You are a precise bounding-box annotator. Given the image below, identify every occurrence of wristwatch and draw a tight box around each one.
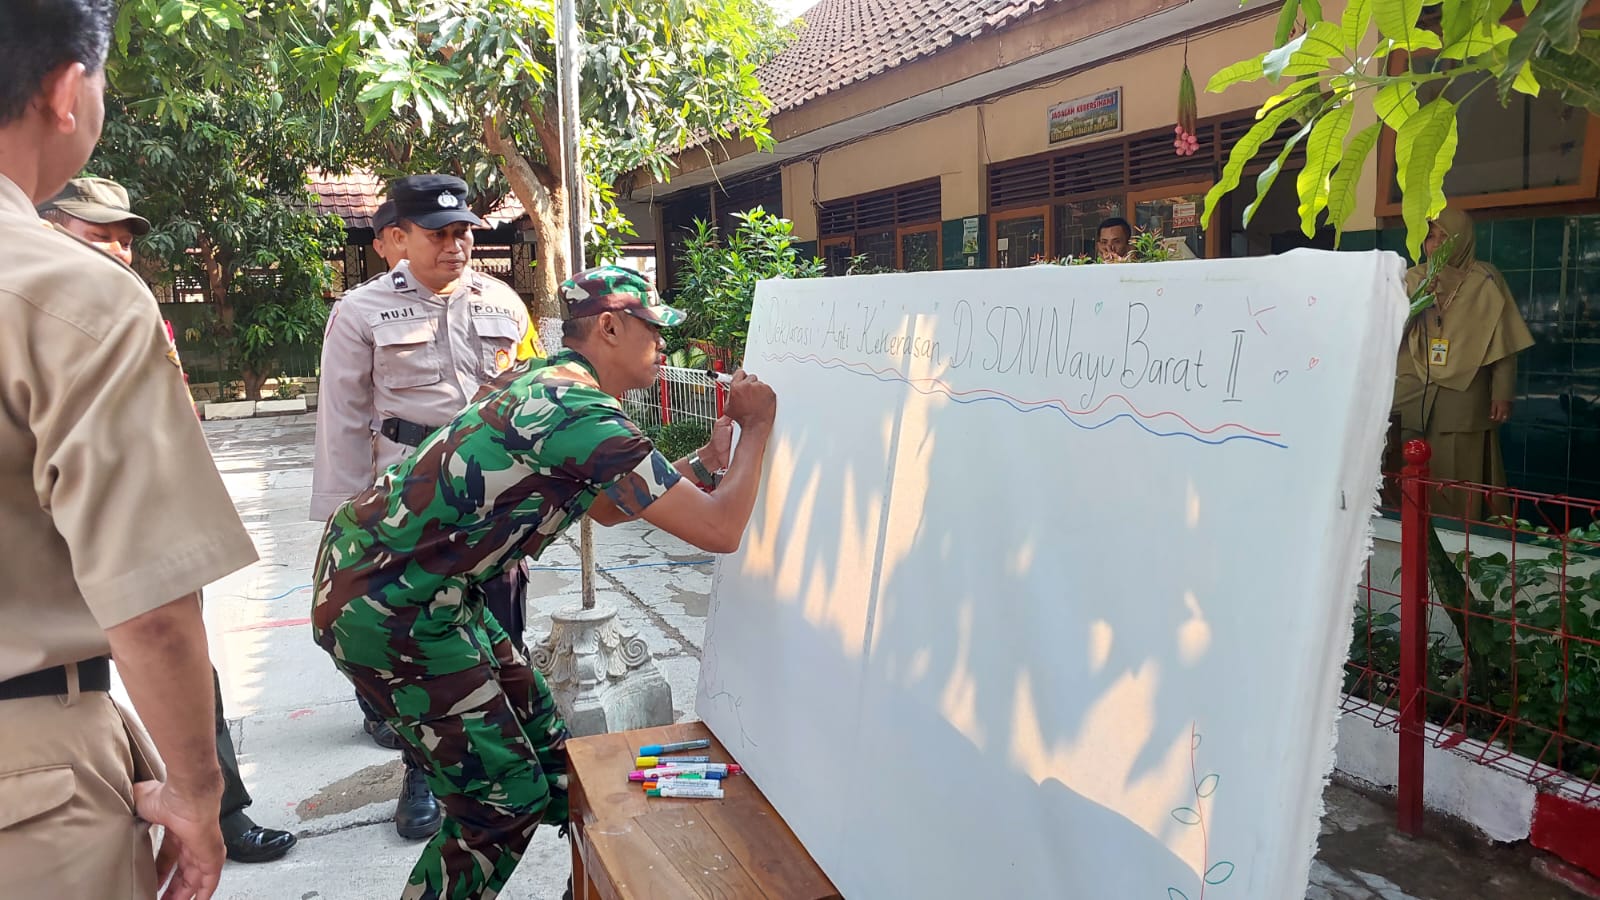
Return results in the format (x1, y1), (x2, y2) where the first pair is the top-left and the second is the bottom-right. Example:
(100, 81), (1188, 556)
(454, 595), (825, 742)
(688, 454), (721, 489)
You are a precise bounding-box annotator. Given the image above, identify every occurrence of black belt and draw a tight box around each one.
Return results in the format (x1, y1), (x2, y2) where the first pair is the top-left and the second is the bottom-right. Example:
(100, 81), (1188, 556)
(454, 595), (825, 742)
(380, 417), (439, 448)
(0, 656), (111, 701)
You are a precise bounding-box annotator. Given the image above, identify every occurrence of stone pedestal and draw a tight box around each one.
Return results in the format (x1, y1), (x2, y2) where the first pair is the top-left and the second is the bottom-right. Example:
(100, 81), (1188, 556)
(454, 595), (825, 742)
(531, 601), (673, 737)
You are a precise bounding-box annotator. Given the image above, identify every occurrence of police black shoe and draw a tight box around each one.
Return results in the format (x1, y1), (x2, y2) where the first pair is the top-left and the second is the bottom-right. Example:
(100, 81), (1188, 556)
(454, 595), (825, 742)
(221, 813), (297, 863)
(395, 767), (442, 840)
(364, 718), (404, 750)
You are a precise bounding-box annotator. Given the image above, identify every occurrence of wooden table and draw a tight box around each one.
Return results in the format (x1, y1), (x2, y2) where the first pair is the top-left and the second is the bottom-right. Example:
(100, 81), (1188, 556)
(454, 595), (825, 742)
(564, 721), (841, 899)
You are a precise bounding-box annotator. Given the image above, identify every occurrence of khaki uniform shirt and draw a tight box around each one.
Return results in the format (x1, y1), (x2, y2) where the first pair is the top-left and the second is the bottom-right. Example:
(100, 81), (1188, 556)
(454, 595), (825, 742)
(310, 260), (530, 520)
(0, 174), (259, 681)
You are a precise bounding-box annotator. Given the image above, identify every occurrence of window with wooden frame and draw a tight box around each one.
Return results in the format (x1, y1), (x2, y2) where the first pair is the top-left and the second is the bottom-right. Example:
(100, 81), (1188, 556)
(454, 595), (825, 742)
(818, 180), (942, 273)
(820, 236), (855, 276)
(986, 114), (1302, 264)
(1376, 3), (1600, 216)
(897, 223), (941, 271)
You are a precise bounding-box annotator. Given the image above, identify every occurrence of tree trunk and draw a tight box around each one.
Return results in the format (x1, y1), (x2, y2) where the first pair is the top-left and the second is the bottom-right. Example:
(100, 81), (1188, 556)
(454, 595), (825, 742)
(484, 113), (567, 324)
(241, 369), (269, 401)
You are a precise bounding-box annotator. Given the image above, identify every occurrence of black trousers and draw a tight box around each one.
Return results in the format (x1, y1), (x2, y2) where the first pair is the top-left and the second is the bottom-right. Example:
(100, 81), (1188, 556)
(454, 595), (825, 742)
(214, 666), (253, 825)
(353, 564), (529, 726)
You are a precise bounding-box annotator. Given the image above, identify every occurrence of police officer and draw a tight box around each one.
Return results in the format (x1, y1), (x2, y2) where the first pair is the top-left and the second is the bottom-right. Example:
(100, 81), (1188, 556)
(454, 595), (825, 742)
(38, 176), (299, 866)
(311, 174), (536, 840)
(0, 3), (260, 897)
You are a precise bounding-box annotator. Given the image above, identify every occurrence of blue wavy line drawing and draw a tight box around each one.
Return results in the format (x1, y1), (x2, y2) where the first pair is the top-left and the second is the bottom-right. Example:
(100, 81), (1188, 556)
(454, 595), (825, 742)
(780, 355), (1290, 449)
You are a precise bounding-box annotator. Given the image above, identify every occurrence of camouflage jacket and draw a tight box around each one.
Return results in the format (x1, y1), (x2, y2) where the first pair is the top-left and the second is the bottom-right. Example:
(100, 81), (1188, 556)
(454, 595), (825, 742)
(311, 349), (681, 673)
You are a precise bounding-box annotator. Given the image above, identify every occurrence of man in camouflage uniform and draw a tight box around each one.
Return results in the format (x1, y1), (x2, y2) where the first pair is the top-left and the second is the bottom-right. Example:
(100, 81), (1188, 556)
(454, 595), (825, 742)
(311, 265), (776, 899)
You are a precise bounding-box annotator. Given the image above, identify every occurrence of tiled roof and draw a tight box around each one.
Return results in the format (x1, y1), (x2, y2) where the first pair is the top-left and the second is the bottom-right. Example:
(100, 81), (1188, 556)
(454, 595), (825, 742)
(759, 0), (1063, 113)
(307, 169), (527, 230)
(308, 170), (384, 229)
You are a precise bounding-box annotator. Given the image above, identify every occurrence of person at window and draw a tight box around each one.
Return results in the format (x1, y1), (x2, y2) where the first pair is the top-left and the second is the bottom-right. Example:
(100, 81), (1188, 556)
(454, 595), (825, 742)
(1097, 217), (1132, 261)
(1392, 206), (1534, 522)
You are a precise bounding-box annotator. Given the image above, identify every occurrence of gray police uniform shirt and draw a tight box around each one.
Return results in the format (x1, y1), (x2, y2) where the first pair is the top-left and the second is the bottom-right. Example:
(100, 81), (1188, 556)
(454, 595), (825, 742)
(310, 259), (530, 520)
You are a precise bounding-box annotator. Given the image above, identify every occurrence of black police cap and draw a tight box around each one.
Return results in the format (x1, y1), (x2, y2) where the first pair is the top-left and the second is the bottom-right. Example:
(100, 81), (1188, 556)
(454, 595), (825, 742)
(387, 174), (484, 230)
(370, 199), (397, 233)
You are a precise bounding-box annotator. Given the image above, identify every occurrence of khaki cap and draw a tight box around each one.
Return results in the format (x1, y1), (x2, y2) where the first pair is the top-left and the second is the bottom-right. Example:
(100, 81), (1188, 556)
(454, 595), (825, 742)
(37, 177), (152, 235)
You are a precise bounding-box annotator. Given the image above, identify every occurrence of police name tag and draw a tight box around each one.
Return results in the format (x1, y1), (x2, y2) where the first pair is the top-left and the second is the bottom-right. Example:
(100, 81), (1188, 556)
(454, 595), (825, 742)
(1429, 337), (1450, 366)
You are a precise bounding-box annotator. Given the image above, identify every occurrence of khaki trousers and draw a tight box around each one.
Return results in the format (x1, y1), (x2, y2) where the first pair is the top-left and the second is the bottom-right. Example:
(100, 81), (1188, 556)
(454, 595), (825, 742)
(0, 681), (163, 898)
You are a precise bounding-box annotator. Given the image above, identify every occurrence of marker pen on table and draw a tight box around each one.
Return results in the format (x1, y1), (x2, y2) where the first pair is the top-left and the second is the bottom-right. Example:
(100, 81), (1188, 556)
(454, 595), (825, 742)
(646, 780), (725, 799)
(634, 755), (711, 768)
(637, 772), (725, 785)
(637, 739), (710, 756)
(628, 763), (741, 780)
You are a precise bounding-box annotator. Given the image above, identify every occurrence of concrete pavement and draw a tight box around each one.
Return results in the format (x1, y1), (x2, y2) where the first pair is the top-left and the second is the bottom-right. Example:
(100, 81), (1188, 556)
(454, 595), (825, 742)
(182, 415), (1581, 899)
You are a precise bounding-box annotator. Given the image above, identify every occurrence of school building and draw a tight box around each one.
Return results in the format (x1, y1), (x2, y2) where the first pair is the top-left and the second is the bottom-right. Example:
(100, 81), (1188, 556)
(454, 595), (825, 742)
(625, 0), (1600, 502)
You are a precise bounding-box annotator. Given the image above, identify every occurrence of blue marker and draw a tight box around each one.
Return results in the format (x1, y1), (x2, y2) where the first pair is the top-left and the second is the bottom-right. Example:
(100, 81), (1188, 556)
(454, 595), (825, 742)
(638, 738), (711, 756)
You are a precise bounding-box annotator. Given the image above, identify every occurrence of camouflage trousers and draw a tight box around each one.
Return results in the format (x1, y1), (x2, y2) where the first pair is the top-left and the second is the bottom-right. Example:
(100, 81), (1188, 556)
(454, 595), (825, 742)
(335, 648), (570, 900)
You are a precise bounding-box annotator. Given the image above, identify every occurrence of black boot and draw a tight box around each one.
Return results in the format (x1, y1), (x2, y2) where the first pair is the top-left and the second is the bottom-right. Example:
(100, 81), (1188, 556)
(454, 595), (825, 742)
(221, 811), (297, 863)
(364, 717), (404, 750)
(395, 765), (442, 840)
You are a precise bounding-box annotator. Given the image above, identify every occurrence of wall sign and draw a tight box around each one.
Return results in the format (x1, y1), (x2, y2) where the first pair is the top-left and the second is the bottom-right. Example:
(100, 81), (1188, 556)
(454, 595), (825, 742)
(1048, 87), (1122, 144)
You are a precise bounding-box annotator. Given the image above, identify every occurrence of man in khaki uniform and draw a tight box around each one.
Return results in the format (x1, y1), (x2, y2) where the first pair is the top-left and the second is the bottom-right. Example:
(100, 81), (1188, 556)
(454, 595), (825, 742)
(311, 174), (534, 839)
(0, 3), (259, 898)
(37, 177), (299, 866)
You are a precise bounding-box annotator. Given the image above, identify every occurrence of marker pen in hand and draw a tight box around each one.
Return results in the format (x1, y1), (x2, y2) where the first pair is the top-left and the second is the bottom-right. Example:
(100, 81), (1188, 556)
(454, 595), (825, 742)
(705, 368), (734, 385)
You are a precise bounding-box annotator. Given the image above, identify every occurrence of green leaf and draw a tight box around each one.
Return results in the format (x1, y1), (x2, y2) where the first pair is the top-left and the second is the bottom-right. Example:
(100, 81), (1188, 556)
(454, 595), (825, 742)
(1276, 0), (1303, 47)
(1514, 63), (1543, 95)
(1324, 123), (1388, 235)
(1261, 76), (1325, 114)
(1440, 22), (1517, 60)
(1207, 56), (1266, 93)
(1374, 81), (1421, 129)
(1202, 92), (1319, 228)
(1265, 22), (1346, 80)
(1374, 0), (1424, 45)
(1243, 112), (1317, 226)
(1205, 862), (1237, 885)
(1342, 0), (1373, 49)
(1530, 33), (1600, 114)
(1172, 807), (1203, 825)
(1499, 0), (1588, 100)
(1296, 102), (1354, 237)
(1395, 98), (1459, 259)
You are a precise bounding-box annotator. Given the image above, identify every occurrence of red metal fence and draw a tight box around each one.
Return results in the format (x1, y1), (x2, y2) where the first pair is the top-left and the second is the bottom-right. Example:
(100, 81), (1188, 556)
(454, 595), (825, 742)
(1347, 438), (1600, 835)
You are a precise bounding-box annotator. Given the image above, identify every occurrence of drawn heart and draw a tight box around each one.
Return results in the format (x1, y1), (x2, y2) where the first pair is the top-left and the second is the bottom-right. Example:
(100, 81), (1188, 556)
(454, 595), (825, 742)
(1273, 370), (1289, 384)
(1194, 304), (1203, 316)
(1308, 357), (1321, 370)
(1094, 301), (1104, 315)
(1308, 295), (1318, 307)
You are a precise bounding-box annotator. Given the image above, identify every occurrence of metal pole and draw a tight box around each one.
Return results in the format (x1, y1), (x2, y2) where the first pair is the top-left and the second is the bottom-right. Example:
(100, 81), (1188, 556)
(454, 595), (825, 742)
(554, 0), (597, 610)
(1397, 438), (1432, 836)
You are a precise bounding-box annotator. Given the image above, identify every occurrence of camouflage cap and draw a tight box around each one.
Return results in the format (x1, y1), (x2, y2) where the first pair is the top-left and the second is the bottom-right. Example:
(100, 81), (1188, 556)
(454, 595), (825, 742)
(561, 265), (685, 327)
(37, 177), (151, 235)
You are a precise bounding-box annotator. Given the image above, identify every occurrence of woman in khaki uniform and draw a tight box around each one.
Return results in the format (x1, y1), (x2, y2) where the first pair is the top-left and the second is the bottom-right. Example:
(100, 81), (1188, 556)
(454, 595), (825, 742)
(1393, 207), (1534, 522)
